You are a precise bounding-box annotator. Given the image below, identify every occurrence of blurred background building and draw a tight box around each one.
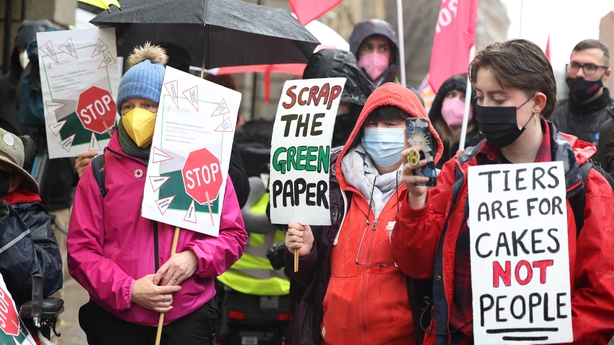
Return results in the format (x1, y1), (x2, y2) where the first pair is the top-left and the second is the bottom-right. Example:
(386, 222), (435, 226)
(0, 0), (511, 121)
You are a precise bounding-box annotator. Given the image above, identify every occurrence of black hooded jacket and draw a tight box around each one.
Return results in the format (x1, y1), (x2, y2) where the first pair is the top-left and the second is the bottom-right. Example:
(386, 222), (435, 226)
(428, 74), (483, 169)
(0, 19), (52, 136)
(349, 19), (399, 88)
(0, 19), (75, 211)
(302, 49), (375, 148)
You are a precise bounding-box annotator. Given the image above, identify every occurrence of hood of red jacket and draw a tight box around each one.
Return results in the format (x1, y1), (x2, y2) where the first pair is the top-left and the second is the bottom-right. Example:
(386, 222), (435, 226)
(335, 82), (444, 188)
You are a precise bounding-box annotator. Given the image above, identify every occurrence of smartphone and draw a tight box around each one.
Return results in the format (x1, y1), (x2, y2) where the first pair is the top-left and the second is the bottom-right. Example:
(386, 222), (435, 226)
(405, 118), (437, 186)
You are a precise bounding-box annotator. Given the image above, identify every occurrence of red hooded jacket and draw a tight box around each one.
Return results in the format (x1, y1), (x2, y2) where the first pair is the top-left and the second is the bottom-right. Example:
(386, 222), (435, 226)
(392, 121), (614, 344)
(284, 83), (443, 344)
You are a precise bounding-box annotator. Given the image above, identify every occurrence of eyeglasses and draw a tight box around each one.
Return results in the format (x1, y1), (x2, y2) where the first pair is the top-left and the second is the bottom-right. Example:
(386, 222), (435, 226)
(566, 62), (609, 77)
(354, 174), (399, 268)
(354, 219), (398, 267)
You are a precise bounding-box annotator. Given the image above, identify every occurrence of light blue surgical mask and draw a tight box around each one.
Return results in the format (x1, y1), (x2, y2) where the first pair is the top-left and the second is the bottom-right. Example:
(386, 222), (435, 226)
(361, 127), (405, 168)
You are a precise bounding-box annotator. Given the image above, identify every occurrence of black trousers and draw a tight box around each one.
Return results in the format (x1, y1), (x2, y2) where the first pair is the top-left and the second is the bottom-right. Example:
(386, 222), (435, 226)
(79, 300), (220, 345)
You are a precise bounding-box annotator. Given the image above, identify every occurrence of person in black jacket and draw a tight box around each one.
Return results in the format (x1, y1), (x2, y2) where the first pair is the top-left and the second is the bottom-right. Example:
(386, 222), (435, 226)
(550, 39), (613, 144)
(428, 74), (483, 169)
(0, 127), (62, 306)
(302, 49), (375, 148)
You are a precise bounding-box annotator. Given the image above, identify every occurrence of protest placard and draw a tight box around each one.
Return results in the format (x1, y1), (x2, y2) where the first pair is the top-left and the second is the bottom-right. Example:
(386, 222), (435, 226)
(269, 77), (346, 226)
(0, 274), (35, 344)
(468, 161), (572, 344)
(141, 66), (241, 236)
(37, 28), (119, 158)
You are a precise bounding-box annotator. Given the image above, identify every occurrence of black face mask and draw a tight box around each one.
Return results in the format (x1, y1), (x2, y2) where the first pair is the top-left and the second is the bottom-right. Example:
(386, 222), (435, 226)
(566, 76), (603, 102)
(475, 96), (534, 148)
(0, 170), (11, 197)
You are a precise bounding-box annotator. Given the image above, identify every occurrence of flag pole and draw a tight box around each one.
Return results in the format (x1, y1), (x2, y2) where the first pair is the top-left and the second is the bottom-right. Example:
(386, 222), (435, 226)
(459, 45), (475, 150)
(396, 0), (406, 87)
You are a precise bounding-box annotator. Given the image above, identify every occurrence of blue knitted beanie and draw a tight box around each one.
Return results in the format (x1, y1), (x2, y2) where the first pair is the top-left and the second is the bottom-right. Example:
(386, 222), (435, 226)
(116, 43), (168, 113)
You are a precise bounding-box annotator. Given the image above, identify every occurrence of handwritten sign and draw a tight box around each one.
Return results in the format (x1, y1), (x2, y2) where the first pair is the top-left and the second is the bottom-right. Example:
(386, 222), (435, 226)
(468, 162), (572, 344)
(269, 78), (346, 226)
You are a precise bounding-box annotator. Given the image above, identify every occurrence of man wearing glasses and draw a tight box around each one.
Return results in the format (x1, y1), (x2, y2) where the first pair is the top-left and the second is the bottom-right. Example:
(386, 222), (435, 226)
(550, 39), (613, 145)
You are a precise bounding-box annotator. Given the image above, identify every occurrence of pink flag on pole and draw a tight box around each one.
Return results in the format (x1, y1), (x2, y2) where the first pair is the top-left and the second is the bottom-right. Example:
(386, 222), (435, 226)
(288, 0), (342, 25)
(428, 0), (478, 93)
(545, 34), (551, 60)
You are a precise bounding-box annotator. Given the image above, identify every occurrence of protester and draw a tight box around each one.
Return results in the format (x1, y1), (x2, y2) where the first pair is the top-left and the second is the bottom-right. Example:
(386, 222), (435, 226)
(428, 73), (483, 168)
(67, 43), (247, 345)
(0, 19), (74, 279)
(349, 19), (424, 106)
(393, 39), (614, 344)
(550, 39), (613, 144)
(349, 19), (400, 88)
(0, 19), (51, 136)
(283, 83), (443, 345)
(594, 104), (614, 176)
(0, 127), (62, 307)
(302, 49), (375, 148)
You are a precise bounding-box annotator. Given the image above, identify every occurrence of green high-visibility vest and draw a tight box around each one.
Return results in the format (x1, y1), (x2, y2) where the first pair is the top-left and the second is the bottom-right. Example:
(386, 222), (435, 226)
(218, 192), (290, 296)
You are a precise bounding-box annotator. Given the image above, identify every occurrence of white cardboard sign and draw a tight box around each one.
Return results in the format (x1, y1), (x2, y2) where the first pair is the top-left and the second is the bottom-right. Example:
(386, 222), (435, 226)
(0, 274), (35, 344)
(37, 28), (120, 158)
(269, 77), (346, 226)
(468, 161), (572, 344)
(141, 66), (241, 236)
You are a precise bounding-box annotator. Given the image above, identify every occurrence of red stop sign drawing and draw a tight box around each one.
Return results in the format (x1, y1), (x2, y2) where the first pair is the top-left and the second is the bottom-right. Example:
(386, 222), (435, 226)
(182, 148), (223, 205)
(76, 86), (117, 134)
(0, 286), (19, 336)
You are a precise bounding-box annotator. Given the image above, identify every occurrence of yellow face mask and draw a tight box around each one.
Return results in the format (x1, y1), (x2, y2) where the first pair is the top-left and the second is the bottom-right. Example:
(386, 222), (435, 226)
(121, 108), (157, 148)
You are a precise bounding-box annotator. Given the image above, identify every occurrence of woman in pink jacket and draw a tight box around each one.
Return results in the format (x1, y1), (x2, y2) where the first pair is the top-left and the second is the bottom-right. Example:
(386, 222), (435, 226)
(67, 44), (247, 345)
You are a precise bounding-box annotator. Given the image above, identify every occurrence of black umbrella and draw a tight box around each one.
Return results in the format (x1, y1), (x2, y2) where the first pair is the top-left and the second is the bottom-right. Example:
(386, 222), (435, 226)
(89, 0), (320, 69)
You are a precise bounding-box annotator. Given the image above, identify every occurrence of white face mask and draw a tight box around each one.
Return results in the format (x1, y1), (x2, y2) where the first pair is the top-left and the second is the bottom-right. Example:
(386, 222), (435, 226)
(19, 50), (29, 69)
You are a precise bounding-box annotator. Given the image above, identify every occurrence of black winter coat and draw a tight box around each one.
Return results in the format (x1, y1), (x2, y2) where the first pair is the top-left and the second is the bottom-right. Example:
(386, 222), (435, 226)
(0, 199), (63, 306)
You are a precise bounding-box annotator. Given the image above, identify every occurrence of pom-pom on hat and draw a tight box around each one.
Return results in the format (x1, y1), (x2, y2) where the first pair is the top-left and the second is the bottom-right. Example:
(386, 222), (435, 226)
(116, 42), (168, 113)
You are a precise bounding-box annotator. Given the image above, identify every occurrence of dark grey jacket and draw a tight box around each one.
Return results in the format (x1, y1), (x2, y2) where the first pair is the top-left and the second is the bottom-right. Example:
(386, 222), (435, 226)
(550, 88), (614, 144)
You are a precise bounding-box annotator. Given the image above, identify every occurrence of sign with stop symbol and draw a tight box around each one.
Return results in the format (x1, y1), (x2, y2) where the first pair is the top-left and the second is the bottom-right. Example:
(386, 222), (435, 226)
(182, 148), (223, 205)
(76, 86), (117, 134)
(141, 66), (242, 236)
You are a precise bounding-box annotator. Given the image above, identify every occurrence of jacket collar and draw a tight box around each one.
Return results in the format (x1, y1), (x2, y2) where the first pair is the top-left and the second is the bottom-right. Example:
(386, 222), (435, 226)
(458, 120), (591, 198)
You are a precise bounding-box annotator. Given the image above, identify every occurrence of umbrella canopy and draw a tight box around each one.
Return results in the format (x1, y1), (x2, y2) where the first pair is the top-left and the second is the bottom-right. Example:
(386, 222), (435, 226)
(90, 0), (320, 69)
(206, 18), (348, 76)
(79, 0), (121, 10)
(204, 18), (349, 102)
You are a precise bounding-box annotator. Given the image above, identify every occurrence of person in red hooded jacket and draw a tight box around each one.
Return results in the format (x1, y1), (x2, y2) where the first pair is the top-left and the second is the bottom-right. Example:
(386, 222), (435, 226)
(393, 39), (614, 344)
(283, 83), (443, 345)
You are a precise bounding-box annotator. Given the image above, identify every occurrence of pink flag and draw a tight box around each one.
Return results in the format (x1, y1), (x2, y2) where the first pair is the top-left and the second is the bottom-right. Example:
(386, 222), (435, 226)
(288, 0), (342, 25)
(428, 0), (478, 93)
(545, 34), (551, 61)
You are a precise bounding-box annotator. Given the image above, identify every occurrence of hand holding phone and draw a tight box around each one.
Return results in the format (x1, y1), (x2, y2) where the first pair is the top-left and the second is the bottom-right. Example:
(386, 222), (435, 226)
(405, 118), (436, 186)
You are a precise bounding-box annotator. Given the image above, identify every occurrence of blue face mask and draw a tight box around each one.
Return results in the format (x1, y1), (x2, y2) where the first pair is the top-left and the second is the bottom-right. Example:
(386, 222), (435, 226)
(361, 127), (405, 168)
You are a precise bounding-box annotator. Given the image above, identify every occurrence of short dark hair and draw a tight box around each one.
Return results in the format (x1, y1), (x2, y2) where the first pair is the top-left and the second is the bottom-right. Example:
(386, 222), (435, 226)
(469, 39), (557, 119)
(365, 105), (408, 123)
(572, 39), (610, 66)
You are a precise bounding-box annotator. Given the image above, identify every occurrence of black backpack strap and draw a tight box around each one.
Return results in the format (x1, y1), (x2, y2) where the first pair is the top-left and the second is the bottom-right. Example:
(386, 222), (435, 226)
(570, 162), (591, 236)
(571, 159), (614, 236)
(590, 159), (614, 189)
(90, 154), (106, 197)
